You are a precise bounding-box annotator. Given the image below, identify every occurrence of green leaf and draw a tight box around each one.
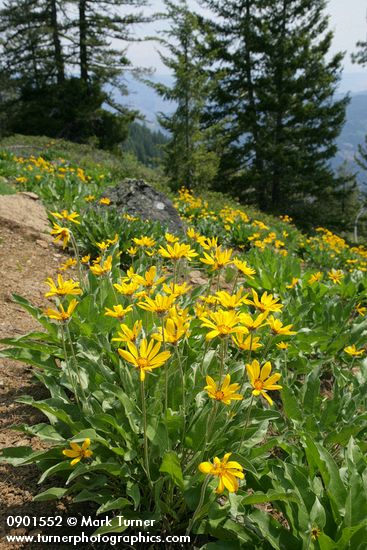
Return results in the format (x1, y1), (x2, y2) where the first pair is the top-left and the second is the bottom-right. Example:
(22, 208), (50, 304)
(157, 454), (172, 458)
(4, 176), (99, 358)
(127, 482), (140, 510)
(38, 461), (71, 484)
(93, 516), (129, 536)
(97, 498), (132, 515)
(303, 437), (347, 521)
(11, 294), (57, 335)
(310, 496), (326, 529)
(281, 387), (303, 423)
(0, 446), (34, 466)
(159, 451), (184, 490)
(336, 522), (367, 548)
(241, 490), (299, 506)
(17, 397), (77, 427)
(33, 487), (68, 501)
(147, 421), (169, 450)
(0, 347), (57, 370)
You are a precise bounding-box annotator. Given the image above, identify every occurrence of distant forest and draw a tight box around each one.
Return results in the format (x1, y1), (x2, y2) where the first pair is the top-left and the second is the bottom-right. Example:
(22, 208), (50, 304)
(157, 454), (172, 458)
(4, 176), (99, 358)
(1, 0), (367, 229)
(122, 123), (168, 168)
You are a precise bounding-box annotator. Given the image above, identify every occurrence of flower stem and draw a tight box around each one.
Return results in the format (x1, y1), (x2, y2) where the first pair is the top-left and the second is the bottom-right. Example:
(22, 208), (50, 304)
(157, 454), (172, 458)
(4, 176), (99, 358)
(186, 476), (210, 536)
(65, 324), (88, 407)
(141, 379), (152, 484)
(162, 317), (168, 411)
(176, 346), (186, 443)
(238, 395), (254, 451)
(60, 325), (80, 407)
(69, 231), (83, 286)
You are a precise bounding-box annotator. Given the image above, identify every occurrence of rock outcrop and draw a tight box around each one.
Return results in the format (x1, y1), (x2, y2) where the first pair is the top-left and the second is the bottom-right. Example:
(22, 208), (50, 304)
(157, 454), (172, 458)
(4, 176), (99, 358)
(103, 179), (184, 233)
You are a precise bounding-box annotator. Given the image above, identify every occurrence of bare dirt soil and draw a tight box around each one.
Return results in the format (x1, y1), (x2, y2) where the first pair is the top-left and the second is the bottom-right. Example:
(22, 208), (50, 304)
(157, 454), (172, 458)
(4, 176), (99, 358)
(0, 193), (73, 549)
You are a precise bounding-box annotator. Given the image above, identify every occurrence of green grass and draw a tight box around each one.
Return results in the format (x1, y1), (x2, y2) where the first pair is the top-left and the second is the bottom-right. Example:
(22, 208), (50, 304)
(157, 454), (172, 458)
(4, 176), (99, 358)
(0, 176), (15, 195)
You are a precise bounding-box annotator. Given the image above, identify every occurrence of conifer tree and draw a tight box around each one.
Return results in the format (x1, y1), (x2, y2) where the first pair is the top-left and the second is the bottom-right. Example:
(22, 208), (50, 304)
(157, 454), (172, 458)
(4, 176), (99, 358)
(202, 0), (348, 213)
(0, 0), (66, 88)
(69, 0), (149, 88)
(150, 0), (221, 190)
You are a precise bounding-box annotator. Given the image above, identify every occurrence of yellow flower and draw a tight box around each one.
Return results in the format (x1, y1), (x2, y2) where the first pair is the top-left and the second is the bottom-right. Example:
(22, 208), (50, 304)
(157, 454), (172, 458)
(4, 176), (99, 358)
(138, 294), (176, 317)
(159, 242), (198, 261)
(89, 255), (112, 276)
(232, 258), (256, 279)
(239, 312), (268, 331)
(204, 374), (243, 404)
(114, 280), (139, 296)
(308, 272), (323, 284)
(246, 289), (283, 314)
(165, 232), (179, 243)
(51, 210), (80, 225)
(162, 281), (191, 297)
(286, 277), (299, 289)
(200, 310), (248, 340)
(59, 258), (77, 271)
(201, 236), (219, 250)
(44, 299), (78, 322)
(50, 223), (70, 249)
(311, 527), (321, 541)
(200, 246), (233, 271)
(133, 266), (165, 289)
(356, 303), (366, 316)
(133, 236), (156, 248)
(96, 240), (110, 251)
(85, 194), (95, 202)
(152, 316), (190, 345)
(118, 338), (171, 381)
(63, 438), (93, 466)
(81, 255), (90, 264)
(266, 315), (296, 336)
(112, 320), (143, 344)
(344, 344), (364, 357)
(45, 274), (82, 297)
(104, 304), (133, 319)
(198, 453), (244, 494)
(107, 234), (118, 245)
(127, 246), (138, 256)
(246, 360), (282, 405)
(276, 341), (289, 350)
(328, 269), (344, 285)
(215, 289), (248, 309)
(99, 197), (111, 205)
(232, 333), (262, 351)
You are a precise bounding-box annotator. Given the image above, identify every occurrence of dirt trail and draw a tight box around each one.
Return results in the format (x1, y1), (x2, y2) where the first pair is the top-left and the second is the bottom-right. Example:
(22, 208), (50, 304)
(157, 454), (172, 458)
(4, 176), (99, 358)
(0, 193), (70, 549)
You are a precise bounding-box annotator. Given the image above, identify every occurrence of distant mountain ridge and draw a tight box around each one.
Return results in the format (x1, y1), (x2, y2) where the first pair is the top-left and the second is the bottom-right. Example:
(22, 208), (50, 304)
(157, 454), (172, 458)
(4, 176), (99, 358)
(122, 73), (367, 188)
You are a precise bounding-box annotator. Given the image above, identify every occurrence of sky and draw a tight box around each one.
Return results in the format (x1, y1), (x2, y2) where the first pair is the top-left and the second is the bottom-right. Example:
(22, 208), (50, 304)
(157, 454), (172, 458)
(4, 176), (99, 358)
(127, 0), (367, 76)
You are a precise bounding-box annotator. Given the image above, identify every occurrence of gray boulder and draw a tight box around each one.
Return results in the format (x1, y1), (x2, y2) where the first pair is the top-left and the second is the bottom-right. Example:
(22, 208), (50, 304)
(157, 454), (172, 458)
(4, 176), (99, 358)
(104, 179), (184, 233)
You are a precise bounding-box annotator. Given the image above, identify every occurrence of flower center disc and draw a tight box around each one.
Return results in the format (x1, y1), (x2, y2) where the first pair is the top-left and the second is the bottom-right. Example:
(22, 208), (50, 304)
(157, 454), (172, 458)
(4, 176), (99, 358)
(137, 358), (149, 368)
(217, 324), (230, 335)
(215, 390), (225, 401)
(254, 379), (264, 391)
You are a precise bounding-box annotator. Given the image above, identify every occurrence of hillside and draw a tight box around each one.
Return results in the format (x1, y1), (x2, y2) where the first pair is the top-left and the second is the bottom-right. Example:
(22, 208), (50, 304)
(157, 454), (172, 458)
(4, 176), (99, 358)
(1, 136), (367, 548)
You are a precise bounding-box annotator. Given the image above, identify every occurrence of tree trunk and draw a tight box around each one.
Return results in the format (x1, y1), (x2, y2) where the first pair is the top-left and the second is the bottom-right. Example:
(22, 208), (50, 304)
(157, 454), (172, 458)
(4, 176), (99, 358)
(49, 0), (65, 84)
(79, 0), (88, 81)
(244, 0), (266, 209)
(271, 0), (287, 209)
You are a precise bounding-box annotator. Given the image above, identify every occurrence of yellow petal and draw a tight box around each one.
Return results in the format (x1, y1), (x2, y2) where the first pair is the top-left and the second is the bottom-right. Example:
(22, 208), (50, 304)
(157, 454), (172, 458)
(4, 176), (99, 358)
(198, 461), (213, 474)
(222, 472), (238, 492)
(216, 477), (225, 494)
(260, 361), (272, 381)
(63, 449), (80, 458)
(261, 391), (274, 405)
(82, 438), (90, 451)
(118, 349), (138, 366)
